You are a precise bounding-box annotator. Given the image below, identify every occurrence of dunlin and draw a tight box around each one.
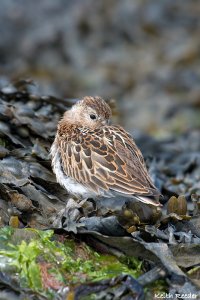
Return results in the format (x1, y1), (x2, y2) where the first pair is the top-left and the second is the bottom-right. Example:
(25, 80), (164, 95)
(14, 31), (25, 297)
(51, 96), (161, 206)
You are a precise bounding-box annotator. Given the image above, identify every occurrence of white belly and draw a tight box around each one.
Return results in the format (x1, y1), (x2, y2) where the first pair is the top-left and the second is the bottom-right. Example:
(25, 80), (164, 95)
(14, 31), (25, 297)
(50, 143), (97, 199)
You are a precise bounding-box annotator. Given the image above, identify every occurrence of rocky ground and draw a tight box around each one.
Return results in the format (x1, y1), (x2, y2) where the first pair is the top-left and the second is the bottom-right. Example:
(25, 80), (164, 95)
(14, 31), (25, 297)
(0, 80), (199, 299)
(0, 1), (200, 299)
(0, 0), (200, 135)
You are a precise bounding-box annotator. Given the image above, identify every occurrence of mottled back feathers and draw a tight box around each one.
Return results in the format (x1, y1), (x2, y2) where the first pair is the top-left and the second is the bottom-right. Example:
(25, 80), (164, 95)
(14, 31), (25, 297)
(51, 96), (161, 206)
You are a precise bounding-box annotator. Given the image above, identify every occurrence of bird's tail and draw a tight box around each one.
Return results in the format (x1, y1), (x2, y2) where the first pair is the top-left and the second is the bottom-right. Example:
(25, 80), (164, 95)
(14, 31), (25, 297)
(135, 195), (162, 207)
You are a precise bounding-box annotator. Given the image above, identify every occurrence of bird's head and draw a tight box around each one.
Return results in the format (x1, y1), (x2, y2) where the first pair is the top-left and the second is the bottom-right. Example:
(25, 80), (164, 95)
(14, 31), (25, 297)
(62, 96), (112, 129)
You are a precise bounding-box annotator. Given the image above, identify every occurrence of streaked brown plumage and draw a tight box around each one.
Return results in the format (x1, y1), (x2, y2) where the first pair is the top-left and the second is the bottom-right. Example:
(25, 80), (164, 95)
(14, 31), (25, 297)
(51, 96), (161, 206)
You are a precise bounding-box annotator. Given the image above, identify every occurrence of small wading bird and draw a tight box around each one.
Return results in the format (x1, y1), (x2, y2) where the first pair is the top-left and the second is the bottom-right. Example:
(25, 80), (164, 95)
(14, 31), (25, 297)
(51, 96), (161, 206)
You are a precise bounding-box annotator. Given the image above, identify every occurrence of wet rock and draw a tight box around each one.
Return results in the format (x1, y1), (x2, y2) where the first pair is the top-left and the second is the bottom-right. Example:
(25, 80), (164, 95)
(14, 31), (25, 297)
(0, 146), (9, 158)
(0, 79), (199, 297)
(0, 1), (200, 134)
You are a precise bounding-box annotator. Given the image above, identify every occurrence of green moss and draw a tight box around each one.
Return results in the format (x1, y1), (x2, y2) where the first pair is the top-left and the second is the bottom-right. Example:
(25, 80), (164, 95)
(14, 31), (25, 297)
(0, 235), (42, 290)
(0, 227), (142, 298)
(0, 226), (14, 248)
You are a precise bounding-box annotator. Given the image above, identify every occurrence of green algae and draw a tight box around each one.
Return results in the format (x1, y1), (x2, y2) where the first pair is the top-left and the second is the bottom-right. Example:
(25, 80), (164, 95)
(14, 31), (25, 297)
(0, 227), (142, 297)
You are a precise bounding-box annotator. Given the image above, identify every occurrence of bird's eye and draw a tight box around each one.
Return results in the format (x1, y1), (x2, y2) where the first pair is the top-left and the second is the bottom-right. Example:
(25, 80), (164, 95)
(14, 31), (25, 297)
(90, 114), (97, 120)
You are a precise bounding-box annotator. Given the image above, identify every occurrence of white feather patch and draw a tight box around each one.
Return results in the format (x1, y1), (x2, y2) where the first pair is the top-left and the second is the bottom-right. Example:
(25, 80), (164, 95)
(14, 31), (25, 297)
(50, 142), (97, 199)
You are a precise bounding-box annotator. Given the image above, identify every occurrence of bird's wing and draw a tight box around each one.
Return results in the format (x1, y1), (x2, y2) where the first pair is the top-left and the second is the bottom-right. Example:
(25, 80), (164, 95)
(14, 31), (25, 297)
(59, 125), (160, 201)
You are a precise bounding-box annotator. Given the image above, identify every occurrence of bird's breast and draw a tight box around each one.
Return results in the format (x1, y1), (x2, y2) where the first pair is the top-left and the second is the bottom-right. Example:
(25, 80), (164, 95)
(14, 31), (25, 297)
(50, 142), (97, 199)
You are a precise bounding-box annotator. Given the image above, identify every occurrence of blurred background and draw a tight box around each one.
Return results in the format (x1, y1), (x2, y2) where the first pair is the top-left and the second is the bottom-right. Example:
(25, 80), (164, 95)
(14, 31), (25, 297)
(0, 0), (200, 137)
